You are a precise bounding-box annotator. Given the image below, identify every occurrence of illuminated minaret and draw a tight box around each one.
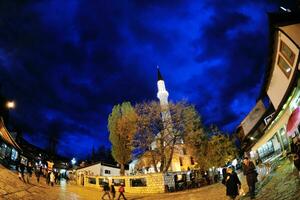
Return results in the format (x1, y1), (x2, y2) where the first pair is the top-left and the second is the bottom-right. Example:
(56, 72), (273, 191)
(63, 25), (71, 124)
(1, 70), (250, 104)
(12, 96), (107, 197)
(157, 67), (169, 107)
(156, 67), (173, 140)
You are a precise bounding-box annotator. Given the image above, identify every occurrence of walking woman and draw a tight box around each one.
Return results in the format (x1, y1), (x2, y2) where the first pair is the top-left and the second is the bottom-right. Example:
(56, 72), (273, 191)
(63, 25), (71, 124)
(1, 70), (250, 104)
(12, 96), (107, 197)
(117, 183), (127, 200)
(225, 167), (241, 200)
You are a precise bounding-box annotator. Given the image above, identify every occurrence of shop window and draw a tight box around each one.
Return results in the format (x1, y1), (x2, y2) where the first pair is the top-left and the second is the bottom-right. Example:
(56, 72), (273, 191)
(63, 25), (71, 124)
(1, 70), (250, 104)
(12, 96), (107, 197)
(278, 55), (292, 78)
(88, 177), (96, 184)
(130, 178), (147, 187)
(104, 170), (111, 174)
(112, 179), (125, 186)
(98, 178), (109, 186)
(11, 148), (18, 161)
(280, 41), (295, 66)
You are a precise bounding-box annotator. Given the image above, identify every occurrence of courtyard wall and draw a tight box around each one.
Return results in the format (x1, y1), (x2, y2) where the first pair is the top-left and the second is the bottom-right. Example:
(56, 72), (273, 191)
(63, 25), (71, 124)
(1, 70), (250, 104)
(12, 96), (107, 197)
(80, 173), (165, 193)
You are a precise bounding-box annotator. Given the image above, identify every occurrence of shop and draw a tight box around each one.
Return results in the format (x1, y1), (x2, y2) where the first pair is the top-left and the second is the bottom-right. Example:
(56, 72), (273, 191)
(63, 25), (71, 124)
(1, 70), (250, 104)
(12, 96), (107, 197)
(251, 85), (300, 161)
(0, 118), (21, 164)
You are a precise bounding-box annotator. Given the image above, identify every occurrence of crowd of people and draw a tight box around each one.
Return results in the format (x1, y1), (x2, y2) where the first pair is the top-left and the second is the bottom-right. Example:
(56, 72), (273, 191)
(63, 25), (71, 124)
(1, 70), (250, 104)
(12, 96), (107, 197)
(17, 161), (67, 187)
(101, 182), (126, 200)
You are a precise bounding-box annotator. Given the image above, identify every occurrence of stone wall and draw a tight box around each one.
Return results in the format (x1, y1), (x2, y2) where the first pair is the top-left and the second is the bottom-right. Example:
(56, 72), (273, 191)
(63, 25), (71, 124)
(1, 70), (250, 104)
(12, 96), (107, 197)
(81, 173), (165, 194)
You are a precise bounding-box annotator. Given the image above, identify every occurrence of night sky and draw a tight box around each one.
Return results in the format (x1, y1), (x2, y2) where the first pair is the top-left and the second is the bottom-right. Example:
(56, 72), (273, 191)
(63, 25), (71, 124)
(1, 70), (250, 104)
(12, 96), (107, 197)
(0, 0), (293, 158)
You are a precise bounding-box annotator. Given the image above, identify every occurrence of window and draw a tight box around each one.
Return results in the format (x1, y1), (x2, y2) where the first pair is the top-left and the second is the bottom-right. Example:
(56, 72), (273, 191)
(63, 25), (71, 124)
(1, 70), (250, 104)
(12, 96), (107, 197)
(11, 149), (18, 161)
(112, 179), (125, 186)
(130, 178), (147, 187)
(278, 55), (292, 78)
(98, 178), (109, 186)
(280, 41), (295, 66)
(88, 177), (96, 184)
(104, 170), (111, 174)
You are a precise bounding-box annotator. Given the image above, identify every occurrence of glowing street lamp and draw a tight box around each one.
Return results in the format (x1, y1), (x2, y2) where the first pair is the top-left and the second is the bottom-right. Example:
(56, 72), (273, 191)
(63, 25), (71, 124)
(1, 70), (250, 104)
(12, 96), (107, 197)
(6, 101), (15, 109)
(71, 158), (76, 165)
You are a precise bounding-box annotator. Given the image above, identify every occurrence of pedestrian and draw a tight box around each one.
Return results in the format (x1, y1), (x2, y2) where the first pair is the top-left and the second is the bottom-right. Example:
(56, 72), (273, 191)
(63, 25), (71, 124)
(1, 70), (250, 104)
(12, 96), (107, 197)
(35, 167), (41, 183)
(26, 161), (33, 183)
(111, 183), (116, 200)
(19, 162), (26, 182)
(46, 171), (51, 185)
(243, 157), (258, 199)
(117, 182), (126, 200)
(101, 182), (111, 200)
(221, 167), (227, 185)
(50, 171), (55, 187)
(291, 136), (300, 177)
(57, 172), (61, 185)
(225, 167), (241, 200)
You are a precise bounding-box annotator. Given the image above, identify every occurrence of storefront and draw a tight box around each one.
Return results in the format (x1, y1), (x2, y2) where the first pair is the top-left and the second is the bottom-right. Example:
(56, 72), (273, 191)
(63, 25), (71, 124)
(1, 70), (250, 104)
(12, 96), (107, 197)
(251, 86), (300, 161)
(0, 119), (21, 164)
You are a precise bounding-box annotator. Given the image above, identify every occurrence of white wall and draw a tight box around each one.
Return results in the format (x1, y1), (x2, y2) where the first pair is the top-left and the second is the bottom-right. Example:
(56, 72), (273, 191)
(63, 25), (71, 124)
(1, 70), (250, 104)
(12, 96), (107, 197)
(267, 29), (300, 109)
(100, 165), (120, 176)
(76, 163), (101, 176)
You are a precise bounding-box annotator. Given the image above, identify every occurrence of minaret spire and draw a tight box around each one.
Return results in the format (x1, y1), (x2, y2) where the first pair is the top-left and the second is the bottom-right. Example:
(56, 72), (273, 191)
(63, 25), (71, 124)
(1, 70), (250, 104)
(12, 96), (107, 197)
(156, 67), (169, 106)
(157, 66), (164, 81)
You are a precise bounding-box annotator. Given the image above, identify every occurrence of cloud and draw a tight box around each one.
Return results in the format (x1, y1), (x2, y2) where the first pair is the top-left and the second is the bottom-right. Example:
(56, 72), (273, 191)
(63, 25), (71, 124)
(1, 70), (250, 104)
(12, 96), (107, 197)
(0, 0), (281, 157)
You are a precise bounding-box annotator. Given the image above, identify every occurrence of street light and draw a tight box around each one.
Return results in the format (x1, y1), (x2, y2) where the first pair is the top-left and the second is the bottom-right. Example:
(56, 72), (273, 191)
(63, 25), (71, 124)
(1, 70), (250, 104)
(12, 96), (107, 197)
(6, 101), (15, 109)
(71, 158), (76, 165)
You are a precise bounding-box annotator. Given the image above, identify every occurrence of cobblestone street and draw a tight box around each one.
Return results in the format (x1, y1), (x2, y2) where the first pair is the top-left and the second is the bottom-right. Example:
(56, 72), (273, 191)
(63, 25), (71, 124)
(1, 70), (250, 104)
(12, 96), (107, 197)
(1, 158), (300, 200)
(241, 158), (300, 200)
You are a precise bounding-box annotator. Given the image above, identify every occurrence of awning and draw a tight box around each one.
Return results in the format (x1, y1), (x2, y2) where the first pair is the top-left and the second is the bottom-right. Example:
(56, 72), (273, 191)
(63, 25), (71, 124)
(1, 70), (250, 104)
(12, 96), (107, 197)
(286, 107), (300, 137)
(0, 119), (21, 151)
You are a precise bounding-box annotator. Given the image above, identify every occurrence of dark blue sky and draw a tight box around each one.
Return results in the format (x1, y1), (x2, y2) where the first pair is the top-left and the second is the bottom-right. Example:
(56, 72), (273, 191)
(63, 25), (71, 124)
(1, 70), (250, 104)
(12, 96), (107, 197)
(0, 0), (292, 158)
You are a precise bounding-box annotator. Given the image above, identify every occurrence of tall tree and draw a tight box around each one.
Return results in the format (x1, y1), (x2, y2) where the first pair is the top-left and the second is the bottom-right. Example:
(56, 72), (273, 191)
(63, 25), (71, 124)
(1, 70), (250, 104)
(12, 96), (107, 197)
(186, 126), (237, 170)
(108, 102), (137, 175)
(135, 101), (202, 172)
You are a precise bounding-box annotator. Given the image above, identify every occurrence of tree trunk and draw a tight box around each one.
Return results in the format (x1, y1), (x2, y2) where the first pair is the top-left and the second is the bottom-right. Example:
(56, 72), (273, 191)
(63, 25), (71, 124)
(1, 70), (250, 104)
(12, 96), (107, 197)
(151, 152), (158, 173)
(120, 164), (125, 176)
(163, 139), (176, 172)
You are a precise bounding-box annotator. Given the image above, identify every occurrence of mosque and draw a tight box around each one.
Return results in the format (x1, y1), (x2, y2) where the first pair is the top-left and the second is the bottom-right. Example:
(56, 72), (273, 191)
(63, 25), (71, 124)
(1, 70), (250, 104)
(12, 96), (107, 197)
(129, 68), (196, 174)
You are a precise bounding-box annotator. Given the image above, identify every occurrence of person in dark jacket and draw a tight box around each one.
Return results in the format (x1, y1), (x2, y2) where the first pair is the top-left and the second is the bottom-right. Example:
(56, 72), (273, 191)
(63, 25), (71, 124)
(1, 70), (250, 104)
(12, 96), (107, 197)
(225, 167), (241, 200)
(243, 157), (258, 199)
(222, 167), (227, 185)
(101, 182), (111, 200)
(291, 136), (300, 177)
(19, 162), (26, 182)
(110, 183), (116, 200)
(26, 162), (33, 183)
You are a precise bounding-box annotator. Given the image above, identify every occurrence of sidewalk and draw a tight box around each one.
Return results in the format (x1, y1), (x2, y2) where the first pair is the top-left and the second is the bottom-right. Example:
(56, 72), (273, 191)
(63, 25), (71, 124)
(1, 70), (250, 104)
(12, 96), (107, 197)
(241, 158), (300, 200)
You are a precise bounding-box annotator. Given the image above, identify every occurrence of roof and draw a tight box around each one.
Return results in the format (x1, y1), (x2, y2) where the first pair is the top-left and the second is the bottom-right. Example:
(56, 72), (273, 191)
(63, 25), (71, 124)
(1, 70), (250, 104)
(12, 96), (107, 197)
(157, 67), (164, 81)
(76, 161), (120, 170)
(0, 118), (21, 151)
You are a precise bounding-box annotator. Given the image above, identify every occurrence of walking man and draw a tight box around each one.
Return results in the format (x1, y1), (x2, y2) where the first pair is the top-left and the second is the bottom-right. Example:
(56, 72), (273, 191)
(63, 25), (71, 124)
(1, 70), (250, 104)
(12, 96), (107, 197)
(243, 157), (258, 199)
(101, 182), (111, 200)
(111, 183), (116, 200)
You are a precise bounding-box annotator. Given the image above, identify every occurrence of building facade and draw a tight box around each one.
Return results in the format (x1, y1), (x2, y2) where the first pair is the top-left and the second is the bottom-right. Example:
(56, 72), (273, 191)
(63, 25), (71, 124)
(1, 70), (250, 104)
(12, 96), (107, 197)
(238, 12), (300, 162)
(0, 118), (20, 164)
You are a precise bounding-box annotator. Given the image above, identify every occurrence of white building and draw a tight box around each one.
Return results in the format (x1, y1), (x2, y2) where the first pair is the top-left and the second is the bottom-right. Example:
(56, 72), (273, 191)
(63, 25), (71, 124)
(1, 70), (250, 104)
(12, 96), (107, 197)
(76, 162), (122, 177)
